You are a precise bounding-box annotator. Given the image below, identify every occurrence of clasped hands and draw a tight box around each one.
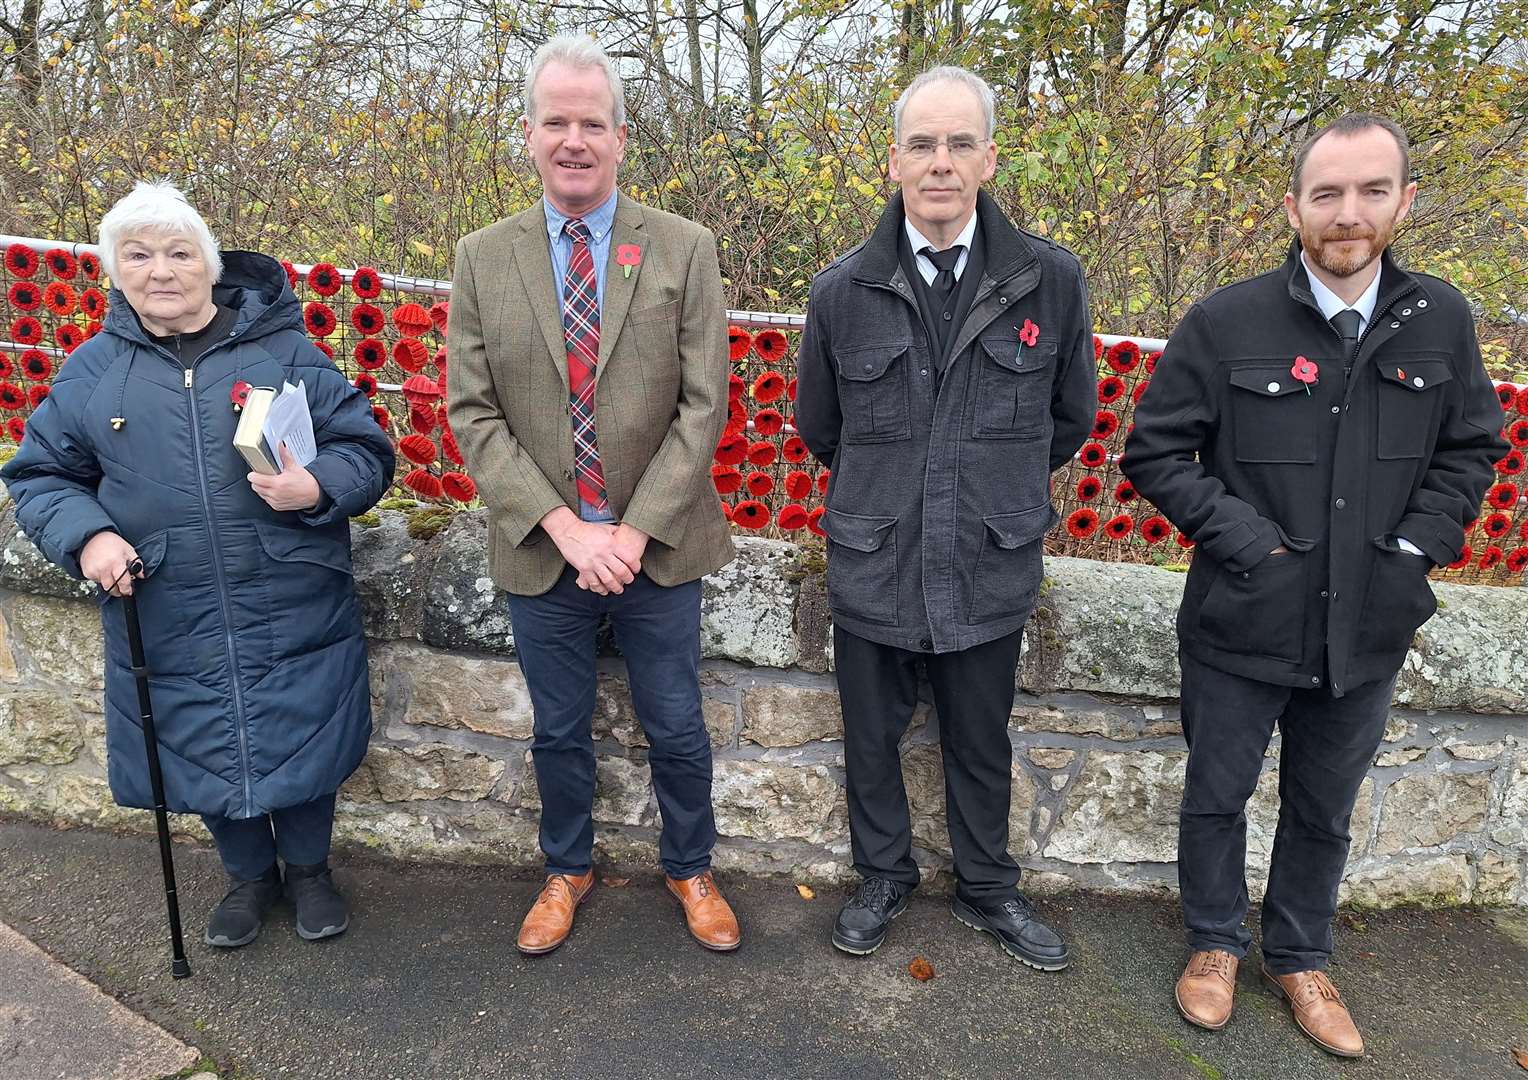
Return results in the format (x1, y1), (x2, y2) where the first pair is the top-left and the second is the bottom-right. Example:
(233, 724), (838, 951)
(542, 506), (648, 594)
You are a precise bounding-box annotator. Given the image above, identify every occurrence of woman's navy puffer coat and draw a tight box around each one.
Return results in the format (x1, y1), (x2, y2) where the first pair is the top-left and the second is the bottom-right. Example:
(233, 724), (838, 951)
(1, 251), (395, 818)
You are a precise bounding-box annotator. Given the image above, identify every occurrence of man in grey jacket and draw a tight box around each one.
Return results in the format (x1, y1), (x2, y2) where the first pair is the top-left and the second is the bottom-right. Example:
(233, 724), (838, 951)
(796, 66), (1095, 967)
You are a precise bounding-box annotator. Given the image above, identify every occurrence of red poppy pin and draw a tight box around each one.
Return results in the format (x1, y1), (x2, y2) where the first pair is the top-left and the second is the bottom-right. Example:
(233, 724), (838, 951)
(231, 380), (252, 412)
(616, 244), (641, 279)
(1290, 356), (1318, 395)
(1019, 319), (1040, 347)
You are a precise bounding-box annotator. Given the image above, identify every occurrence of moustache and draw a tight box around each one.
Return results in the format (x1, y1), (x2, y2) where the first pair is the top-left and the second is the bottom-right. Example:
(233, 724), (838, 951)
(1320, 226), (1377, 242)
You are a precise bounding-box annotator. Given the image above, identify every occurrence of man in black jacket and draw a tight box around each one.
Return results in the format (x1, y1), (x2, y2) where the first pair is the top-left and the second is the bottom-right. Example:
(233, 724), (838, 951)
(1124, 114), (1505, 1056)
(796, 66), (1094, 969)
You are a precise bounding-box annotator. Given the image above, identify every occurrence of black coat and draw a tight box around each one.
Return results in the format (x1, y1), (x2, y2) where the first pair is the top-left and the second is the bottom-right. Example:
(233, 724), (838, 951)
(1123, 240), (1506, 695)
(796, 192), (1096, 653)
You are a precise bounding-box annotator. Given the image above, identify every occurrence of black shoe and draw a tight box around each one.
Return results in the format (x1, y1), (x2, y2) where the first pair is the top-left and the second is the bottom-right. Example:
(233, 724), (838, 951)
(832, 877), (911, 955)
(952, 893), (1070, 971)
(284, 861), (350, 941)
(204, 864), (283, 948)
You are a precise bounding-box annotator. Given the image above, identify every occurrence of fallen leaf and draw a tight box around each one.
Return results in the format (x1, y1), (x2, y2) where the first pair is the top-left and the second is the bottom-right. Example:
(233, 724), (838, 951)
(601, 876), (630, 888)
(795, 884), (816, 900)
(908, 956), (936, 982)
(1512, 1047), (1528, 1071)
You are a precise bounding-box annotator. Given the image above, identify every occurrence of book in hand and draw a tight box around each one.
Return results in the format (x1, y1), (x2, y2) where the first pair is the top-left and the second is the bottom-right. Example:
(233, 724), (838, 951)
(233, 386), (280, 474)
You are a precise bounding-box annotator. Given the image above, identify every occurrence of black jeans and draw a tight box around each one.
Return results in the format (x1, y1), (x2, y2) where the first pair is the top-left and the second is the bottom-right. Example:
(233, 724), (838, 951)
(834, 626), (1024, 904)
(201, 792), (337, 880)
(507, 567), (714, 880)
(1178, 651), (1394, 974)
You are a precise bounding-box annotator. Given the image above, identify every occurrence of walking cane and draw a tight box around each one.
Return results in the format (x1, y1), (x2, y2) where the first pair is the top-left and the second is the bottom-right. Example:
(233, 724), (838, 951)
(114, 557), (192, 979)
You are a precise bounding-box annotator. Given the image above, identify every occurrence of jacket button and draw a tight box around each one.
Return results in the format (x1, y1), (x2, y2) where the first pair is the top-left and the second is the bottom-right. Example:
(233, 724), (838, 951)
(1320, 589), (1329, 598)
(863, 362), (873, 372)
(1390, 321), (1400, 328)
(920, 638), (932, 649)
(1334, 497), (1346, 509)
(1401, 308), (1412, 316)
(1267, 381), (1280, 393)
(1417, 299), (1428, 308)
(1311, 676), (1321, 685)
(921, 369), (929, 376)
(562, 468), (574, 480)
(999, 296), (1008, 304)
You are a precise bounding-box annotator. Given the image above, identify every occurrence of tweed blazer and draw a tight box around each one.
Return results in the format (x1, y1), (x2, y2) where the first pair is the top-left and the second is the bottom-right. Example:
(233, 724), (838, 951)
(446, 193), (735, 596)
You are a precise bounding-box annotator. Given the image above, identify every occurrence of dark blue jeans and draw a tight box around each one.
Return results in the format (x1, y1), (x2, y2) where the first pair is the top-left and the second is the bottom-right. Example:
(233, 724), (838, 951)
(1178, 651), (1394, 974)
(201, 793), (337, 880)
(507, 568), (714, 879)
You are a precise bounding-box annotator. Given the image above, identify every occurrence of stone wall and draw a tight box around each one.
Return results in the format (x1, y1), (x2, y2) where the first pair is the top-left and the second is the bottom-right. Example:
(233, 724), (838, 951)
(0, 507), (1524, 906)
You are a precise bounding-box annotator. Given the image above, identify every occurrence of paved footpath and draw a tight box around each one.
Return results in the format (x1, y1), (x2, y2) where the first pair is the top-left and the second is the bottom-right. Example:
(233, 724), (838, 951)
(0, 817), (1524, 1080)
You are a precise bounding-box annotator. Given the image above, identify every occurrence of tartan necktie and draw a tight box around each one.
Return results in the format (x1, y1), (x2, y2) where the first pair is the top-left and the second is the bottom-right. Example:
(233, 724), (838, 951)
(562, 218), (608, 512)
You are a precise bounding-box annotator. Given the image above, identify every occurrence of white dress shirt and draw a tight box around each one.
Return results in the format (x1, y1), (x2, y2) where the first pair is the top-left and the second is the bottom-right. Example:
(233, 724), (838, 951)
(905, 211), (978, 285)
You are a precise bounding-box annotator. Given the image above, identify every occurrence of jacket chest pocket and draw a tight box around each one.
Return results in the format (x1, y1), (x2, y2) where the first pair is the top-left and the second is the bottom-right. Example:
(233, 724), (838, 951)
(1375, 358), (1453, 459)
(1228, 365), (1322, 464)
(836, 344), (911, 443)
(974, 337), (1054, 439)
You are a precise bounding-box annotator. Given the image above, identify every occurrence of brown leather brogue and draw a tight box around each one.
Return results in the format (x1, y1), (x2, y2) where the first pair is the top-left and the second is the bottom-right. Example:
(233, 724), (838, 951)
(1175, 949), (1239, 1030)
(516, 871), (594, 955)
(1263, 966), (1365, 1057)
(666, 870), (741, 951)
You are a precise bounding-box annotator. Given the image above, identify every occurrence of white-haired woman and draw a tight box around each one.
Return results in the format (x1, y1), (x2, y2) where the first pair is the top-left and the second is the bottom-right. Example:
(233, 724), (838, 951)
(1, 182), (395, 948)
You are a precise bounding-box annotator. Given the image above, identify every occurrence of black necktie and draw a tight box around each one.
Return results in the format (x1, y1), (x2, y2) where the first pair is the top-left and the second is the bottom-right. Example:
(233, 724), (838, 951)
(1331, 309), (1362, 374)
(921, 246), (963, 307)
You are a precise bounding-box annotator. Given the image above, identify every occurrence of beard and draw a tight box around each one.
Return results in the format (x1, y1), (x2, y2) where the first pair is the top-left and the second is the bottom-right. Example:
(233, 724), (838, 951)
(1302, 217), (1395, 278)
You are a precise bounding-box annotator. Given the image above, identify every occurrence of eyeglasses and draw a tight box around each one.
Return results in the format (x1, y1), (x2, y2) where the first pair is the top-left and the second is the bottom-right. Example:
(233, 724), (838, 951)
(898, 137), (987, 160)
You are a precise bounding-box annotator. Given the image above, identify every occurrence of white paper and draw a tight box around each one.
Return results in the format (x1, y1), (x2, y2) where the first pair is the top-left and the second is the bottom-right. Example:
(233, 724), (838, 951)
(261, 380), (317, 471)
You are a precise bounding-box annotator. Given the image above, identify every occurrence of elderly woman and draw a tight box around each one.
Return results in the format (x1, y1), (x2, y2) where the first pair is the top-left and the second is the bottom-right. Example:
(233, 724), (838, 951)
(1, 182), (394, 948)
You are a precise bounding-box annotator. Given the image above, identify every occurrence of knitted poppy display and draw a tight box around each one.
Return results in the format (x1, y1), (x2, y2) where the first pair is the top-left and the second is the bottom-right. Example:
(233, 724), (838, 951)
(1508, 419), (1528, 449)
(442, 472), (477, 503)
(1076, 476), (1103, 501)
(777, 504), (810, 531)
(19, 350), (51, 381)
(1498, 384), (1520, 409)
(355, 338), (387, 370)
(55, 324), (83, 352)
(0, 354), (13, 378)
(1144, 351), (1160, 375)
(817, 470), (831, 495)
(372, 405), (391, 429)
(1478, 545), (1504, 570)
(1114, 480), (1137, 503)
(1482, 512), (1513, 539)
(353, 373), (378, 397)
(1103, 513), (1134, 540)
(79, 252), (101, 280)
(441, 428), (464, 465)
(79, 287), (107, 319)
(1497, 449), (1526, 476)
(1097, 376), (1125, 405)
(753, 372), (786, 403)
(747, 440), (778, 467)
(783, 470), (813, 500)
(5, 416), (24, 440)
(1132, 380), (1151, 404)
(1175, 532), (1195, 549)
(753, 329), (789, 364)
(753, 408), (785, 436)
(303, 302), (337, 337)
(1447, 544), (1473, 570)
(409, 405), (435, 435)
(313, 341), (334, 359)
(714, 433), (748, 466)
(44, 249), (77, 279)
(728, 326), (752, 362)
(732, 500), (770, 530)
(728, 373), (745, 401)
(350, 266), (383, 299)
(782, 436), (809, 464)
(429, 302), (450, 334)
(281, 260), (300, 288)
(403, 468), (443, 499)
(392, 302), (432, 337)
(807, 506), (826, 536)
(351, 303), (386, 335)
(399, 434), (438, 465)
(0, 383), (25, 410)
(4, 244), (38, 278)
(725, 398), (748, 438)
(786, 377), (798, 402)
(306, 263), (342, 296)
(27, 384), (47, 408)
(1506, 548), (1528, 574)
(1486, 483), (1519, 510)
(42, 281), (76, 316)
(394, 338), (430, 372)
(745, 471), (774, 496)
(1140, 516), (1172, 544)
(711, 465), (743, 495)
(1105, 339), (1140, 373)
(7, 282), (40, 311)
(1065, 508), (1099, 538)
(1092, 410), (1119, 439)
(1078, 442), (1108, 469)
(10, 317), (42, 345)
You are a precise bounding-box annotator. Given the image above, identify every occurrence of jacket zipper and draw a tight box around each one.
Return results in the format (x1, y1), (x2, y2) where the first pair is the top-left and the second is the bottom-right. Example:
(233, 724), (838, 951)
(158, 338), (256, 816)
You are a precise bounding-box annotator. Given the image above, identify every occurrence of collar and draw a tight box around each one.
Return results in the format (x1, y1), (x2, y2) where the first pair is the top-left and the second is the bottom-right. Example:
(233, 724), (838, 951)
(856, 189), (1035, 287)
(1301, 249), (1381, 328)
(905, 210), (977, 265)
(1284, 236), (1420, 321)
(543, 187), (620, 244)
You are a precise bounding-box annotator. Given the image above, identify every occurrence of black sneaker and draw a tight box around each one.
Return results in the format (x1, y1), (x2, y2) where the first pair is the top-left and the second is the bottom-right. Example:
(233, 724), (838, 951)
(204, 864), (283, 948)
(832, 877), (911, 955)
(284, 861), (350, 941)
(952, 893), (1070, 971)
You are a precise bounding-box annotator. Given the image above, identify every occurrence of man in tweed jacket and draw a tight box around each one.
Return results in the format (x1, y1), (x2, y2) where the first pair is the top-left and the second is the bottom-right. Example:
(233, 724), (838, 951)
(447, 35), (738, 956)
